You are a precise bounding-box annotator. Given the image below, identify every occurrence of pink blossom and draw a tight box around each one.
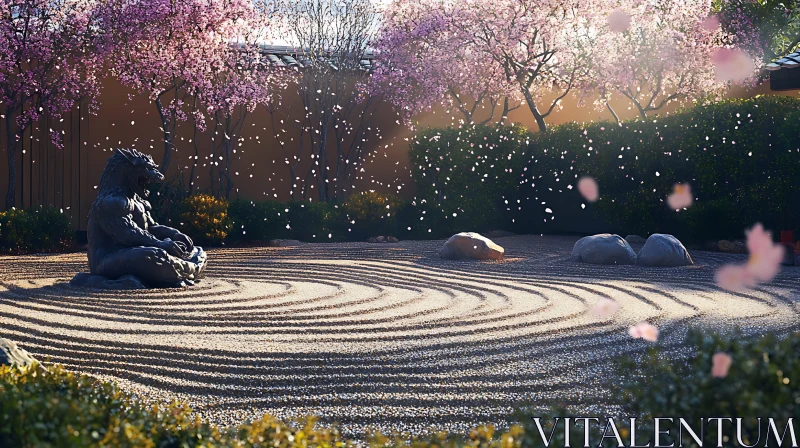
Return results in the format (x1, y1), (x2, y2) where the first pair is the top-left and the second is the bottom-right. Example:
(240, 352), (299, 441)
(711, 352), (732, 378)
(701, 15), (720, 31)
(578, 177), (599, 202)
(629, 322), (659, 342)
(715, 223), (784, 291)
(592, 298), (620, 317)
(714, 264), (754, 292)
(608, 9), (631, 33)
(667, 183), (693, 210)
(0, 0), (106, 208)
(745, 224), (785, 282)
(588, 0), (737, 120)
(713, 48), (755, 84)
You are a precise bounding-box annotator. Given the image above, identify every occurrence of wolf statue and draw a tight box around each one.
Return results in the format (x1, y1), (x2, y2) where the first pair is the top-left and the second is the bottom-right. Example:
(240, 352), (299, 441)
(71, 149), (207, 289)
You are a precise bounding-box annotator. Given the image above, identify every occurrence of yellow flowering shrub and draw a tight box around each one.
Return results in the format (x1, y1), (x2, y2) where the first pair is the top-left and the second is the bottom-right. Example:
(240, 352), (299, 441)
(179, 195), (230, 245)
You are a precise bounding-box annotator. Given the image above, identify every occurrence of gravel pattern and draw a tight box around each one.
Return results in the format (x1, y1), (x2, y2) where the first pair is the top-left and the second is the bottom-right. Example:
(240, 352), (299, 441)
(0, 235), (798, 436)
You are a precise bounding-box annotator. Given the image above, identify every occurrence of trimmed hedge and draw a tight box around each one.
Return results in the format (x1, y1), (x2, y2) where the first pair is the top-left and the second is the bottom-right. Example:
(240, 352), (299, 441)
(342, 191), (405, 240)
(408, 96), (800, 243)
(407, 125), (531, 238)
(2, 330), (797, 446)
(0, 206), (74, 254)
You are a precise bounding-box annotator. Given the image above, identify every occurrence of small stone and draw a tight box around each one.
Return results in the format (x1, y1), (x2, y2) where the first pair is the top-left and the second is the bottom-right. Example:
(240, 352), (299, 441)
(571, 234), (636, 265)
(718, 240), (748, 254)
(439, 232), (504, 261)
(636, 234), (694, 267)
(368, 236), (399, 243)
(0, 338), (36, 368)
(624, 235), (646, 244)
(268, 239), (304, 247)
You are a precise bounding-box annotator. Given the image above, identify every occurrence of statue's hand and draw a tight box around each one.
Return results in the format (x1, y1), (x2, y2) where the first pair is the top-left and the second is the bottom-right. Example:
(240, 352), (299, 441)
(173, 232), (194, 251)
(159, 238), (188, 258)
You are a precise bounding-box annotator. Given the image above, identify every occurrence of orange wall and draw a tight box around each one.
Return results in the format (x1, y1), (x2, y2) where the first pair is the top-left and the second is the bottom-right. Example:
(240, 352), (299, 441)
(0, 76), (788, 231)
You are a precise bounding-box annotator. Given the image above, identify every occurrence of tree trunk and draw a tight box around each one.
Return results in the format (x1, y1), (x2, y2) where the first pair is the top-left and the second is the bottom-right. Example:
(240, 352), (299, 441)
(606, 102), (621, 123)
(5, 112), (18, 210)
(520, 85), (548, 132)
(155, 99), (173, 173)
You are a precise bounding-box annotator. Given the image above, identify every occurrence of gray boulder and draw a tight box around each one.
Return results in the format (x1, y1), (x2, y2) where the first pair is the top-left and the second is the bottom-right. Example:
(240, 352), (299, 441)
(636, 234), (694, 267)
(0, 338), (36, 368)
(439, 232), (504, 261)
(571, 234), (637, 265)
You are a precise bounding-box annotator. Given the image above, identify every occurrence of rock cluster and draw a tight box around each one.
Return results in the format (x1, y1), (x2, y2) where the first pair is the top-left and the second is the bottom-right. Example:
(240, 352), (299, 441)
(572, 233), (694, 267)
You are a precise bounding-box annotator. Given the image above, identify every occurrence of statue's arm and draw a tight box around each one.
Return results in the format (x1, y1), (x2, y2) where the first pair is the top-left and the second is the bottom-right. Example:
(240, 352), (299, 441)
(149, 224), (182, 240)
(96, 197), (163, 247)
(144, 201), (194, 249)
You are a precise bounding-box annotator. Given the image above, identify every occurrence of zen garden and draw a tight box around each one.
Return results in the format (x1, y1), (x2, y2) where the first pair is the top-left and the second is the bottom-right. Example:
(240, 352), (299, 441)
(1, 0), (800, 446)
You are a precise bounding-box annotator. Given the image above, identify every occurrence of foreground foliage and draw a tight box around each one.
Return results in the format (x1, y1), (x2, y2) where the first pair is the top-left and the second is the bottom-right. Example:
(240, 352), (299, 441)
(1, 330), (797, 447)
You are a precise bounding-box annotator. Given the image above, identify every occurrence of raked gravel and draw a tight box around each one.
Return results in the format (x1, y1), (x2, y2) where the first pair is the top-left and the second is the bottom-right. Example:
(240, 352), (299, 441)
(0, 235), (798, 437)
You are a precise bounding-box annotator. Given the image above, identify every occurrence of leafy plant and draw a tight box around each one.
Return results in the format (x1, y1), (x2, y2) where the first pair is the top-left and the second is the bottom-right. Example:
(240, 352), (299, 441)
(0, 207), (73, 253)
(227, 199), (290, 243)
(286, 201), (346, 242)
(342, 192), (406, 240)
(179, 195), (230, 245)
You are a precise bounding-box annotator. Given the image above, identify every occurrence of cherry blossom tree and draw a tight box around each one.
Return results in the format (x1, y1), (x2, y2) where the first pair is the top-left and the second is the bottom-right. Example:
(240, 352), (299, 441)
(376, 0), (610, 133)
(197, 37), (287, 199)
(373, 0), (520, 125)
(0, 0), (105, 209)
(713, 0), (800, 62)
(589, 0), (741, 120)
(264, 0), (384, 202)
(106, 0), (264, 174)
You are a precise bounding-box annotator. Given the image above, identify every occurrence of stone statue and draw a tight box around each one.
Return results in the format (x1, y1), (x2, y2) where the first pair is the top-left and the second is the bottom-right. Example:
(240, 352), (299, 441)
(71, 149), (207, 289)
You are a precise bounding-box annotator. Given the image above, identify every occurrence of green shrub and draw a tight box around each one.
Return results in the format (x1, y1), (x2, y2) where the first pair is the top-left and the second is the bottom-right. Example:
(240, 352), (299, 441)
(0, 207), (73, 253)
(614, 329), (800, 447)
(0, 363), (347, 447)
(179, 195), (231, 245)
(408, 124), (532, 236)
(286, 201), (346, 242)
(227, 199), (290, 243)
(342, 192), (407, 240)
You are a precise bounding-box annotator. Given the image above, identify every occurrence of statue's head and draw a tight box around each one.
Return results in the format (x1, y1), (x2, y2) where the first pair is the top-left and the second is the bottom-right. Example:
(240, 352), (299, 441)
(100, 148), (164, 198)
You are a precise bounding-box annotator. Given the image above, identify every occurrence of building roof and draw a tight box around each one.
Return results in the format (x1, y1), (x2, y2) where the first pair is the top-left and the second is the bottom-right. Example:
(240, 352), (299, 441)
(766, 50), (800, 90)
(765, 51), (800, 71)
(257, 44), (375, 72)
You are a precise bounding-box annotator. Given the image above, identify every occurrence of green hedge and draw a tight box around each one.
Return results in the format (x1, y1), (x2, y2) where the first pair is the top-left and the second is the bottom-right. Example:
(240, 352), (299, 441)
(407, 125), (531, 238)
(2, 330), (797, 447)
(0, 207), (74, 254)
(408, 96), (800, 242)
